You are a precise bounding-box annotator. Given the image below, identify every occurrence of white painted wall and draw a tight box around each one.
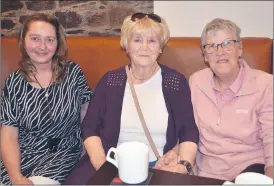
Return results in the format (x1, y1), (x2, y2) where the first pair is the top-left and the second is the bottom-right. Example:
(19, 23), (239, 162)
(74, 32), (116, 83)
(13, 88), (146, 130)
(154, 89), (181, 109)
(154, 1), (273, 38)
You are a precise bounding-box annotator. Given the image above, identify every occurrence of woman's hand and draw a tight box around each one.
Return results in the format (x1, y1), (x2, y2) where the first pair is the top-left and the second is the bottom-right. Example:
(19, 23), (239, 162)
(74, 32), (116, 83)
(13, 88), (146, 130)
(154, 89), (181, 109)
(92, 157), (106, 171)
(154, 142), (197, 175)
(154, 149), (178, 169)
(13, 175), (33, 185)
(265, 166), (273, 179)
(160, 162), (189, 174)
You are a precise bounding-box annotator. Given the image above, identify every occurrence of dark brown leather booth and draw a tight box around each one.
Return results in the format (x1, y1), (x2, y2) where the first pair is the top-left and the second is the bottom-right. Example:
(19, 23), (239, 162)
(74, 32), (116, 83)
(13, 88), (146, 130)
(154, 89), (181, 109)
(1, 37), (273, 90)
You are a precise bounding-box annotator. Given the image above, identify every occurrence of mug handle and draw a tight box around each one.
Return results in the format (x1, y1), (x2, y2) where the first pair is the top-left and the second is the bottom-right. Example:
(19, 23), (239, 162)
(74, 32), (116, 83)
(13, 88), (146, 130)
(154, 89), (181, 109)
(106, 147), (118, 168)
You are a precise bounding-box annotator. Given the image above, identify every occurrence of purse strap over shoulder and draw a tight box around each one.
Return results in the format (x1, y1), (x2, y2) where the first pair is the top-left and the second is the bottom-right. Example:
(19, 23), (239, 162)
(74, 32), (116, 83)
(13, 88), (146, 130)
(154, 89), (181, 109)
(125, 65), (161, 160)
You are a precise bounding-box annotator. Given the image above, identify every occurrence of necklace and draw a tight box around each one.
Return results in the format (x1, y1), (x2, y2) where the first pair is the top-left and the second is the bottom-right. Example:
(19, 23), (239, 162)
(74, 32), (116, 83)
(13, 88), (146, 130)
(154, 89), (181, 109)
(33, 73), (53, 98)
(130, 65), (159, 83)
(33, 73), (54, 119)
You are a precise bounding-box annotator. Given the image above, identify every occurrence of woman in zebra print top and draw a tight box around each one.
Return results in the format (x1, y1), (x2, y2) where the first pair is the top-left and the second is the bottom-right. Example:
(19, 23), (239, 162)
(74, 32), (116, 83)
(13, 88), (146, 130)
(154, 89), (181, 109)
(0, 13), (92, 185)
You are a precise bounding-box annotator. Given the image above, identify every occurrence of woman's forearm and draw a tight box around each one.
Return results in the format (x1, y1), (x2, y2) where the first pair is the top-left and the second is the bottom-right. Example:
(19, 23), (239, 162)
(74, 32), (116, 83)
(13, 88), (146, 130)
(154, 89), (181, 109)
(178, 141), (198, 166)
(1, 134), (22, 183)
(84, 136), (106, 170)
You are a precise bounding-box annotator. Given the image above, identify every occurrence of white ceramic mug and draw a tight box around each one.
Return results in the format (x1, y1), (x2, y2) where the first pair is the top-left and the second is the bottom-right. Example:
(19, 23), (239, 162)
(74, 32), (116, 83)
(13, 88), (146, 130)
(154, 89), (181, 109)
(28, 176), (60, 185)
(223, 172), (273, 185)
(106, 141), (149, 184)
(235, 172), (273, 184)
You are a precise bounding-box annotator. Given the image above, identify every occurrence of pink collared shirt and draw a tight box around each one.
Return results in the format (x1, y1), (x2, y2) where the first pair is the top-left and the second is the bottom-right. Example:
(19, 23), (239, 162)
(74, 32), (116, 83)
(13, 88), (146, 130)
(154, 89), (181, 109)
(189, 59), (273, 181)
(213, 62), (245, 111)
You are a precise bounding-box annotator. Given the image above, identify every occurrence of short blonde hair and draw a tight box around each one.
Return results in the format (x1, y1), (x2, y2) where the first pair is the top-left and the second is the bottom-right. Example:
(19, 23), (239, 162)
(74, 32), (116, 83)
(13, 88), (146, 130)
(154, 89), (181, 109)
(120, 13), (170, 50)
(201, 18), (241, 46)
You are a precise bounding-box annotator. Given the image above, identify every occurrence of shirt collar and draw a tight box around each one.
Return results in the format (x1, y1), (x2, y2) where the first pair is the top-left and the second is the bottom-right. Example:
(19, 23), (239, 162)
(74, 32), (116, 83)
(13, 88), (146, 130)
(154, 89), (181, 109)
(212, 61), (245, 94)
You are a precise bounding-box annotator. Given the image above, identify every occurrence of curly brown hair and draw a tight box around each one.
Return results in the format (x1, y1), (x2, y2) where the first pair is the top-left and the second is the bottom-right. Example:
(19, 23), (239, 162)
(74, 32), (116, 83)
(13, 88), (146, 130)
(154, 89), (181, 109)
(18, 13), (68, 83)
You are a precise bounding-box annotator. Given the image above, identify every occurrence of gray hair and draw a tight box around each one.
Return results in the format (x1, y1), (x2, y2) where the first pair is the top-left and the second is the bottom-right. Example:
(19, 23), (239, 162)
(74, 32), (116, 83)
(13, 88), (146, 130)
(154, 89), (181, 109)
(201, 18), (241, 46)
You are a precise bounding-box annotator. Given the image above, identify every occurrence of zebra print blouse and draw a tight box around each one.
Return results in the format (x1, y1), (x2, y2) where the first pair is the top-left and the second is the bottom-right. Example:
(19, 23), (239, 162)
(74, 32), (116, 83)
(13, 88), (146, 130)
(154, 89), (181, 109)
(0, 61), (93, 184)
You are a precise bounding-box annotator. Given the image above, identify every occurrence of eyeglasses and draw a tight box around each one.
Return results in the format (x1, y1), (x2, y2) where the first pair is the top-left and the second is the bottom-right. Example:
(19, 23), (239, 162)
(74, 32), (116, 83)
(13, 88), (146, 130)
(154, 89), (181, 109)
(202, 40), (240, 54)
(131, 12), (161, 23)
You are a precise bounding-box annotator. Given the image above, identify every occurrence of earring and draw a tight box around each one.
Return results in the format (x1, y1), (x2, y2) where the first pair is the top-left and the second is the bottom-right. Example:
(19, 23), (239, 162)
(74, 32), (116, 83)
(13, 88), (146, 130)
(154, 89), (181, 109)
(159, 49), (162, 54)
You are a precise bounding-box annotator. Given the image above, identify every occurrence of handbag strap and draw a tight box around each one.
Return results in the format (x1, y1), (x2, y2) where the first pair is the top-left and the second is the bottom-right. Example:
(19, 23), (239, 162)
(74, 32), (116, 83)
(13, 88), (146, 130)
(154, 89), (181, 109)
(125, 65), (161, 159)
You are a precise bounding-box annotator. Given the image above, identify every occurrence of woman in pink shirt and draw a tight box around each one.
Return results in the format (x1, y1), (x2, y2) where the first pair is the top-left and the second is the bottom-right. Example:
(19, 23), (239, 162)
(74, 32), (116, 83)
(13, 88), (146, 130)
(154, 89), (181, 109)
(155, 18), (273, 181)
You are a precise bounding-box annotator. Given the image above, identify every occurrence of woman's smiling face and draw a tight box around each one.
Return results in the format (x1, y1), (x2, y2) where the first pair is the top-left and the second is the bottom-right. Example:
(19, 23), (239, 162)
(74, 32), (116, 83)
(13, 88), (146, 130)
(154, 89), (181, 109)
(204, 29), (242, 77)
(24, 21), (58, 65)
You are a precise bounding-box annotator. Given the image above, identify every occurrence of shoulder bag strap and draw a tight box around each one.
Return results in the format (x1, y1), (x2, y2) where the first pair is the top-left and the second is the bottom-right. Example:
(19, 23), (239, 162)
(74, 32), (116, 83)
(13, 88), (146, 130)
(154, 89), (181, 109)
(125, 65), (161, 160)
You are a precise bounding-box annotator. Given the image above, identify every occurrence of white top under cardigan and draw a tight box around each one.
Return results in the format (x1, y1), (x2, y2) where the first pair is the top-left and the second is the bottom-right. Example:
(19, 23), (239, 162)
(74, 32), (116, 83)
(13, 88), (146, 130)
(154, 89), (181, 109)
(118, 69), (168, 162)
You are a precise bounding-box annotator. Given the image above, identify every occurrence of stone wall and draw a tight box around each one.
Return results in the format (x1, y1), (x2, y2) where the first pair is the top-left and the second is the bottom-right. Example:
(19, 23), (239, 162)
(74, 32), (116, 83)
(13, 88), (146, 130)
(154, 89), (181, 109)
(1, 0), (153, 36)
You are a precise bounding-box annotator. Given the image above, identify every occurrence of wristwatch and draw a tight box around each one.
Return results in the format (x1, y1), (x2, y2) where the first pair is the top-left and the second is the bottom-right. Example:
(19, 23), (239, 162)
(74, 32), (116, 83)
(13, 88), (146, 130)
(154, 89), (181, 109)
(178, 160), (193, 175)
